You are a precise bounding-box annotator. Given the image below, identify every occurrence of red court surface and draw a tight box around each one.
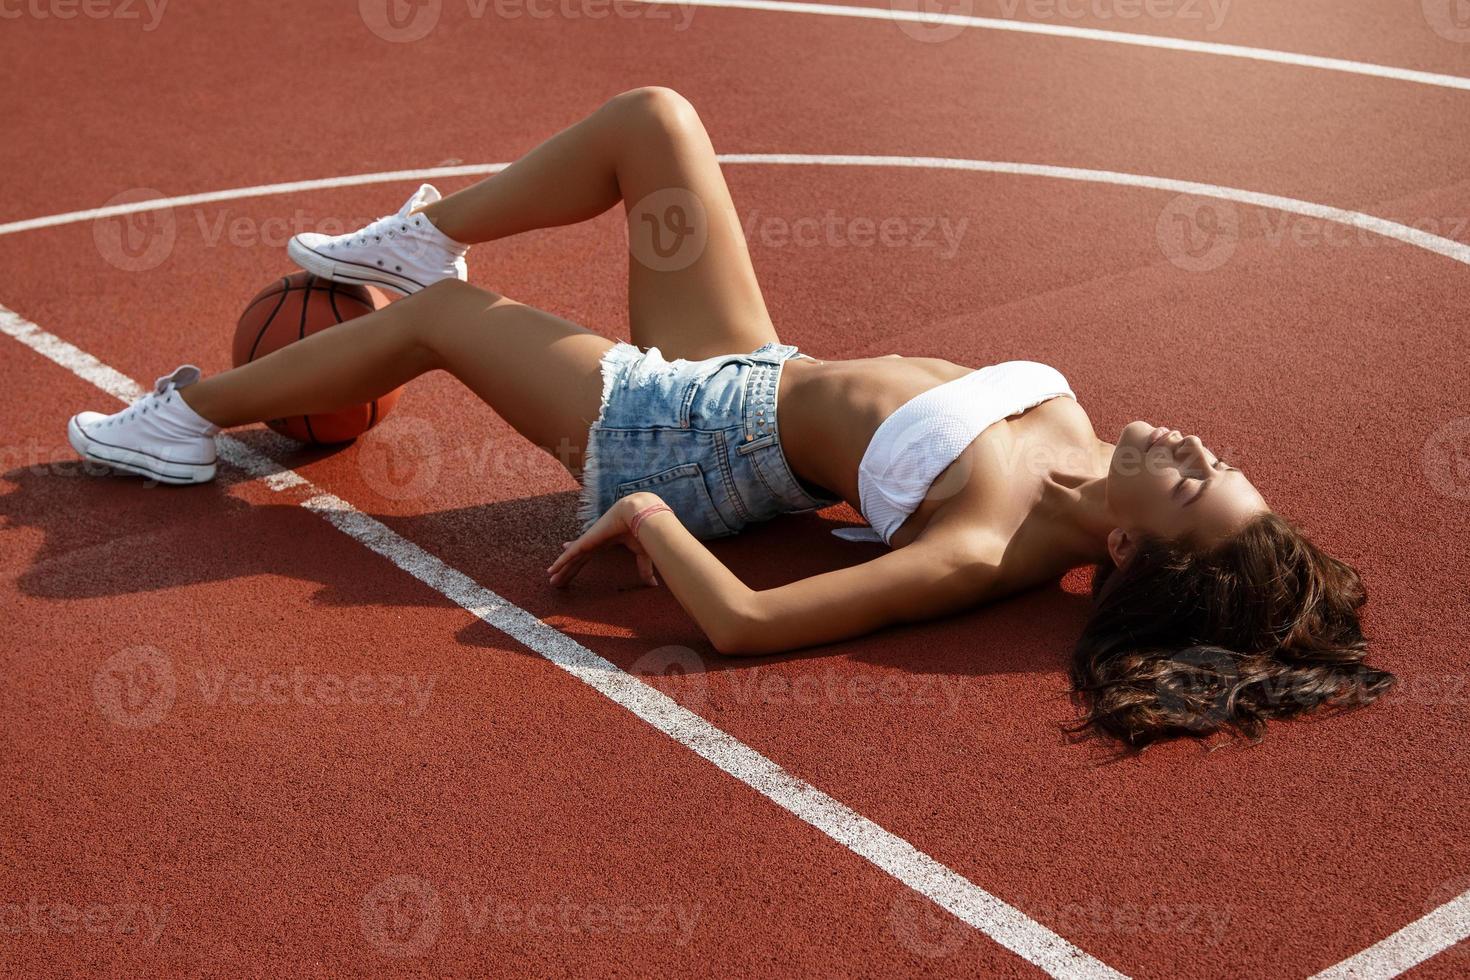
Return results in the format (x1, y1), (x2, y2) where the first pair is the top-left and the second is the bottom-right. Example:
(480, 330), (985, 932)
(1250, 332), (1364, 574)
(2, 2), (1468, 977)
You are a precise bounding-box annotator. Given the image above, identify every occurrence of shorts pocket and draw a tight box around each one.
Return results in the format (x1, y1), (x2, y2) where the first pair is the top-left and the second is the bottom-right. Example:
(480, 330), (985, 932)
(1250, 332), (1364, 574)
(616, 461), (738, 540)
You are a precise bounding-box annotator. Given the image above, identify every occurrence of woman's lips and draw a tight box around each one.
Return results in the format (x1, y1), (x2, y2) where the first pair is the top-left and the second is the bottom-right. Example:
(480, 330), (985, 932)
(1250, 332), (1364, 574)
(1146, 425), (1173, 449)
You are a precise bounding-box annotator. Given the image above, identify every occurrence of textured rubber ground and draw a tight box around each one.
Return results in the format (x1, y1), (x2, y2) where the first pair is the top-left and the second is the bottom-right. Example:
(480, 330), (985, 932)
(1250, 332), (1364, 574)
(1, 2), (1468, 976)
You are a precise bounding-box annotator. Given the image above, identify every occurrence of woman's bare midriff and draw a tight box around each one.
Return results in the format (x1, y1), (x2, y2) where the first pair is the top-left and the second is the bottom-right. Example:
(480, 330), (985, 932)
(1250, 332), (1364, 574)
(775, 354), (970, 532)
(775, 353), (1094, 550)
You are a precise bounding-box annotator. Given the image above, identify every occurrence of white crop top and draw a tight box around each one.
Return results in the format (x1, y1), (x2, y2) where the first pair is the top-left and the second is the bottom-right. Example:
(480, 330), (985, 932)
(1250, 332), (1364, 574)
(831, 360), (1075, 546)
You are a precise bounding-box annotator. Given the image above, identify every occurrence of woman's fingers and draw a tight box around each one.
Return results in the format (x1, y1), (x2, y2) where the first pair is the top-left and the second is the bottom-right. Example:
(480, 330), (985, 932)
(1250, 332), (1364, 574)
(636, 552), (658, 588)
(547, 538), (590, 579)
(546, 500), (660, 588)
(548, 549), (593, 588)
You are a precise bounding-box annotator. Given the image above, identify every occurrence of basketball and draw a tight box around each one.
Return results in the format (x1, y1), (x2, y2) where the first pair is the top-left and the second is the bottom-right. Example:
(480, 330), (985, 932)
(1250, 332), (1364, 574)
(232, 272), (401, 444)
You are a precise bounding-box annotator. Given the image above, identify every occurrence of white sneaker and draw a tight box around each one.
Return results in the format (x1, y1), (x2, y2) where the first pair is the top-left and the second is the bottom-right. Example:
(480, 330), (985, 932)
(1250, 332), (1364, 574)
(287, 183), (469, 296)
(68, 366), (220, 485)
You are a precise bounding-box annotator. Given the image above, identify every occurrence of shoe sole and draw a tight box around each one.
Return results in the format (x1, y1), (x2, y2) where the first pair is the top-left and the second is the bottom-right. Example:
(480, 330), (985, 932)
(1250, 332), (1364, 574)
(287, 237), (423, 296)
(68, 416), (216, 485)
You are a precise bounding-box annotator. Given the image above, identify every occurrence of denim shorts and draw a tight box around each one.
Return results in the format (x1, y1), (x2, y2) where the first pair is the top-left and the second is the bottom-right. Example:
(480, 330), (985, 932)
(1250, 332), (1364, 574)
(576, 340), (843, 540)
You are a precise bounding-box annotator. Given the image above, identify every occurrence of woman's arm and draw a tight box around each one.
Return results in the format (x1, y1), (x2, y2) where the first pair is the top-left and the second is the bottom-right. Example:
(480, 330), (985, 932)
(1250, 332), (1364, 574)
(549, 492), (1000, 655)
(549, 492), (757, 652)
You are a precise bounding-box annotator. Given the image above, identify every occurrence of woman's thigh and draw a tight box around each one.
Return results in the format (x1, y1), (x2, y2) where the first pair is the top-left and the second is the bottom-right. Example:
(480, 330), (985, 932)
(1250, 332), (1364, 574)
(613, 88), (781, 361)
(415, 280), (612, 479)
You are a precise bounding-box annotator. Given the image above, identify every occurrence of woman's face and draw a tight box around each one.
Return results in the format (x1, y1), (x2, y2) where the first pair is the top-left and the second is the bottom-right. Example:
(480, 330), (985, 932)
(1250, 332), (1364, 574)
(1107, 421), (1269, 545)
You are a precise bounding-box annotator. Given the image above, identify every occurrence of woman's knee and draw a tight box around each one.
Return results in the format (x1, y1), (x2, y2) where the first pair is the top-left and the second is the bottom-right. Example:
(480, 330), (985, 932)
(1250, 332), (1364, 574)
(404, 280), (507, 361)
(602, 86), (703, 137)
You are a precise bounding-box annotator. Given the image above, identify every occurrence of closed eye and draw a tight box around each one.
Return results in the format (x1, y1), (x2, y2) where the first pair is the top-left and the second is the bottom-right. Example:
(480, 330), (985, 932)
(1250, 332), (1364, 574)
(1174, 462), (1235, 502)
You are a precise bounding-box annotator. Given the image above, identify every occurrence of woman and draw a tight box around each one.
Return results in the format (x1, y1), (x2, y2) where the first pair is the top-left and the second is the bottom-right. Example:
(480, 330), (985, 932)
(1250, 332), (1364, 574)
(66, 87), (1394, 746)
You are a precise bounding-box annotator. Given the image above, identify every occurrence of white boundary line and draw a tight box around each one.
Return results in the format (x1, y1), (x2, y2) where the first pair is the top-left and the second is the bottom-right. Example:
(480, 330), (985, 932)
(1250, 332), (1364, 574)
(637, 0), (1470, 93)
(0, 304), (1124, 979)
(1308, 892), (1470, 978)
(2, 156), (1468, 266)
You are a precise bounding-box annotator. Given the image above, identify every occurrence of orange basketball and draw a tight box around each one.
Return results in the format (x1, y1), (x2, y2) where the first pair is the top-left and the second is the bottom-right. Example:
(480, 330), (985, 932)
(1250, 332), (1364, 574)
(232, 272), (401, 444)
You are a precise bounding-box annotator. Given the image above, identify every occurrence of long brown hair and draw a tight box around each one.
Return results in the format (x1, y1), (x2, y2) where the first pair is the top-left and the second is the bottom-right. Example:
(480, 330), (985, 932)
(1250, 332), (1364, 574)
(1070, 512), (1396, 748)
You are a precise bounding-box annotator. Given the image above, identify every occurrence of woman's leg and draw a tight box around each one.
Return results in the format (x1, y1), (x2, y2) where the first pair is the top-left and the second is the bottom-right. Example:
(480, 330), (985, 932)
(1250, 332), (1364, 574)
(419, 87), (780, 361)
(182, 280), (612, 477)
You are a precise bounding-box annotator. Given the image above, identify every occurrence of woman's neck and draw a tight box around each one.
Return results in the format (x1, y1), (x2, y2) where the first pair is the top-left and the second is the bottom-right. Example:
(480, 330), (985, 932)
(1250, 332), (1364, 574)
(1036, 437), (1117, 567)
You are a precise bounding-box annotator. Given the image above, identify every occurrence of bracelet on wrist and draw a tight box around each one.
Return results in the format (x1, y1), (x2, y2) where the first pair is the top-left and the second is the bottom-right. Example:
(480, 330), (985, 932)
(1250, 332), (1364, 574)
(629, 501), (673, 540)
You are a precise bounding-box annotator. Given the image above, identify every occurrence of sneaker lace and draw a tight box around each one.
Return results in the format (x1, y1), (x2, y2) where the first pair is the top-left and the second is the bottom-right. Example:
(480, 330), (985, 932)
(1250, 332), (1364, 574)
(347, 211), (421, 248)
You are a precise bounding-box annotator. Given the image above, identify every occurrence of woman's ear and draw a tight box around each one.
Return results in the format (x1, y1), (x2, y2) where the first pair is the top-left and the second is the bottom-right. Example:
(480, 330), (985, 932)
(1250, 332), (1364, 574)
(1107, 528), (1137, 569)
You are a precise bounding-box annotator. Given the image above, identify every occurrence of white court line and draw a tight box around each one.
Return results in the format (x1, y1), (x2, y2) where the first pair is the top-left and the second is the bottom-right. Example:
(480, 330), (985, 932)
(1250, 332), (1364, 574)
(637, 0), (1470, 93)
(0, 304), (1124, 980)
(1308, 892), (1470, 978)
(2, 157), (1468, 267)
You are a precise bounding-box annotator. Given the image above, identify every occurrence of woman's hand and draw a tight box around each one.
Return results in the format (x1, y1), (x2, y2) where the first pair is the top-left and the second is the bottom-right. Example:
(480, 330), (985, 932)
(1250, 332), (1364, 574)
(546, 493), (665, 589)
